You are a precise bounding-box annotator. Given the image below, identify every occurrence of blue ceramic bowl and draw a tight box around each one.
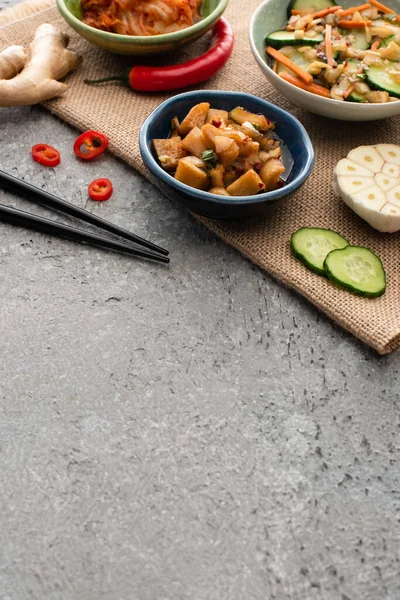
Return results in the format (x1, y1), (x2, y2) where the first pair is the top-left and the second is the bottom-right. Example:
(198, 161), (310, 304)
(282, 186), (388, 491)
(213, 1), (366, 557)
(139, 91), (314, 220)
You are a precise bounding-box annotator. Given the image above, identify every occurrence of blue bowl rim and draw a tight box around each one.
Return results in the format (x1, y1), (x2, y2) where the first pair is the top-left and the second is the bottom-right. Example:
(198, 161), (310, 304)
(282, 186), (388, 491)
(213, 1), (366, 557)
(139, 90), (315, 206)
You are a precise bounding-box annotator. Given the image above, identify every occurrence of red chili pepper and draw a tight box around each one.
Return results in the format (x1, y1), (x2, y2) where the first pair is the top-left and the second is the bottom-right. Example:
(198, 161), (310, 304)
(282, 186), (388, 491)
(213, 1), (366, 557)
(31, 144), (61, 167)
(88, 178), (113, 201)
(84, 17), (234, 92)
(73, 130), (108, 161)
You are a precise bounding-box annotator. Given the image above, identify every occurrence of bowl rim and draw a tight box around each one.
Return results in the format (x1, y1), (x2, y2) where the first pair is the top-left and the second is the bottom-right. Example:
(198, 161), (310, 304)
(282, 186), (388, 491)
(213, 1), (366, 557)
(56, 0), (229, 45)
(249, 0), (400, 108)
(139, 90), (315, 206)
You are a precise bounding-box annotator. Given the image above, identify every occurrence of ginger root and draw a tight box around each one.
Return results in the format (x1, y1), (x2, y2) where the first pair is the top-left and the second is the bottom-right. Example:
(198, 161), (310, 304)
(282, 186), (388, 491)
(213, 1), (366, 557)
(0, 23), (79, 107)
(0, 45), (27, 80)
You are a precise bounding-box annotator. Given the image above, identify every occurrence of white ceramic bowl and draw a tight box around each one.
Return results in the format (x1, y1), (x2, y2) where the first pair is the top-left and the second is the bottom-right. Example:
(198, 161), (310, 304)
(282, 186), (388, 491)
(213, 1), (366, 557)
(249, 0), (400, 121)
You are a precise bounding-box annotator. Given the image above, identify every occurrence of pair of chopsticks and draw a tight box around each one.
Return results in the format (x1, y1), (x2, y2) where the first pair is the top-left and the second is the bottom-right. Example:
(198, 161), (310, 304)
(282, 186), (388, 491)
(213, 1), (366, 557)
(0, 169), (169, 264)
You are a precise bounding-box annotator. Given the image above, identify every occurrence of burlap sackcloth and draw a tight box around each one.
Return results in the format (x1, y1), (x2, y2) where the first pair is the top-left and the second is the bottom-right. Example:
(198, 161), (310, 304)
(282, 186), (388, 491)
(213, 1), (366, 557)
(1, 0), (400, 354)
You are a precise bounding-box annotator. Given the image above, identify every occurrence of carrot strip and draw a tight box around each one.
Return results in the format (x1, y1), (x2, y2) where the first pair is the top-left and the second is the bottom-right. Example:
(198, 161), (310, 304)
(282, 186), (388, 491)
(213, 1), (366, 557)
(291, 9), (314, 15)
(273, 60), (278, 73)
(308, 6), (342, 18)
(369, 0), (400, 20)
(338, 19), (372, 28)
(371, 39), (380, 50)
(325, 23), (334, 67)
(343, 83), (355, 99)
(337, 3), (371, 17)
(266, 46), (313, 84)
(279, 72), (331, 98)
(291, 6), (342, 17)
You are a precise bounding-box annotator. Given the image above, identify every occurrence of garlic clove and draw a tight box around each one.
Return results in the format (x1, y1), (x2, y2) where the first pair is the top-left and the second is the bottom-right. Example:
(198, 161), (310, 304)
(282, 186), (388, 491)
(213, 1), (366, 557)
(347, 186), (387, 231)
(335, 158), (374, 178)
(375, 144), (400, 166)
(336, 175), (375, 195)
(381, 203), (400, 216)
(378, 203), (400, 233)
(382, 162), (400, 178)
(375, 172), (399, 192)
(386, 185), (400, 207)
(352, 185), (386, 211)
(347, 146), (384, 174)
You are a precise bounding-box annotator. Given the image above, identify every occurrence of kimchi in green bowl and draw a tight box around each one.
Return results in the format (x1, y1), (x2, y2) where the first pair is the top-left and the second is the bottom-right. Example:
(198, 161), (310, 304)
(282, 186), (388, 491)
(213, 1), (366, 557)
(56, 0), (229, 55)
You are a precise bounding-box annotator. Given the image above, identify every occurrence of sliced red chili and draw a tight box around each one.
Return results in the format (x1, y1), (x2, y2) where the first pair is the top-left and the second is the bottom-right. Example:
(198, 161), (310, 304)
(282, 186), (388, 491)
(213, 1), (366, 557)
(31, 144), (61, 167)
(88, 178), (113, 202)
(74, 130), (108, 161)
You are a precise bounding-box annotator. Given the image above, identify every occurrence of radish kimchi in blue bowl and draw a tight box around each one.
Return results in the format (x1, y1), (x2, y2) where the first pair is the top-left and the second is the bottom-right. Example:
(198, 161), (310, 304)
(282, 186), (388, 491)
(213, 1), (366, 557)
(139, 90), (314, 220)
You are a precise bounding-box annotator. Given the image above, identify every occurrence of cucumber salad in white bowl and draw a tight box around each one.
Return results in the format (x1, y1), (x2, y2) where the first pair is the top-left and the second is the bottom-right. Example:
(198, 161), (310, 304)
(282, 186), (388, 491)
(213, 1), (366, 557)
(250, 0), (400, 120)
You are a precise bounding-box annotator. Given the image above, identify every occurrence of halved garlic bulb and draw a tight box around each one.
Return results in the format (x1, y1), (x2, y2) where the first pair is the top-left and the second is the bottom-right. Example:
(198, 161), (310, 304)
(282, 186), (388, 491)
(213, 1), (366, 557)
(333, 144), (400, 233)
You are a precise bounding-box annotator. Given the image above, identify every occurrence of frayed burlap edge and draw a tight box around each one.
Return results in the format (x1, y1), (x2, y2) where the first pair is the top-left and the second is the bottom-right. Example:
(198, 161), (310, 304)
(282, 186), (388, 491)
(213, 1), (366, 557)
(1, 0), (400, 355)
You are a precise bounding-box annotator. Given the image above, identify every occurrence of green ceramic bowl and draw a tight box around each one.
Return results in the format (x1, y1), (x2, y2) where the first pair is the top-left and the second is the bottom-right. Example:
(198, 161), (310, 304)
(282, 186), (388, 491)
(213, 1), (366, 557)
(56, 0), (229, 55)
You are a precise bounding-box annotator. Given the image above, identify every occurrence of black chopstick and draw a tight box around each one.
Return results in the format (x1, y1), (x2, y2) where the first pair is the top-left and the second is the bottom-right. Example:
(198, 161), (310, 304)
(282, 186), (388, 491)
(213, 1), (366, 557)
(0, 169), (169, 257)
(0, 202), (169, 263)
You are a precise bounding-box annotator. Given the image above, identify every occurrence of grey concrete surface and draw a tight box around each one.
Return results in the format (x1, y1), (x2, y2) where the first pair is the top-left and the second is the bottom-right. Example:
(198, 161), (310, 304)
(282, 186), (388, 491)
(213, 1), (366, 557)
(1, 12), (400, 599)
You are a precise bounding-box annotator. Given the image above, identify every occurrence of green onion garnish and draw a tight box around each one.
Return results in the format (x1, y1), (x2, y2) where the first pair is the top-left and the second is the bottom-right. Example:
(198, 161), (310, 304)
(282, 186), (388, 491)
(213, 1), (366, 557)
(380, 34), (395, 47)
(252, 123), (260, 131)
(202, 149), (216, 165)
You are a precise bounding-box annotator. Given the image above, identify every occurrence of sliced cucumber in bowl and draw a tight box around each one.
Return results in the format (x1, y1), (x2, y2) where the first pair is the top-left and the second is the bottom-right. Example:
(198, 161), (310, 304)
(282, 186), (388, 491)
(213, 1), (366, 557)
(346, 28), (370, 51)
(265, 30), (323, 49)
(272, 47), (314, 75)
(287, 0), (336, 18)
(348, 91), (367, 103)
(366, 63), (400, 98)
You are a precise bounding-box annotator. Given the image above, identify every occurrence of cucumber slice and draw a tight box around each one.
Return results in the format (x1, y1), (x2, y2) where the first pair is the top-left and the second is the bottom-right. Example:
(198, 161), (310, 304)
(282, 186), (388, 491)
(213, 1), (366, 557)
(346, 59), (362, 73)
(348, 91), (367, 103)
(275, 48), (314, 75)
(345, 28), (370, 51)
(291, 227), (349, 275)
(265, 30), (323, 49)
(288, 0), (336, 18)
(366, 63), (400, 98)
(345, 61), (367, 101)
(323, 246), (386, 297)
